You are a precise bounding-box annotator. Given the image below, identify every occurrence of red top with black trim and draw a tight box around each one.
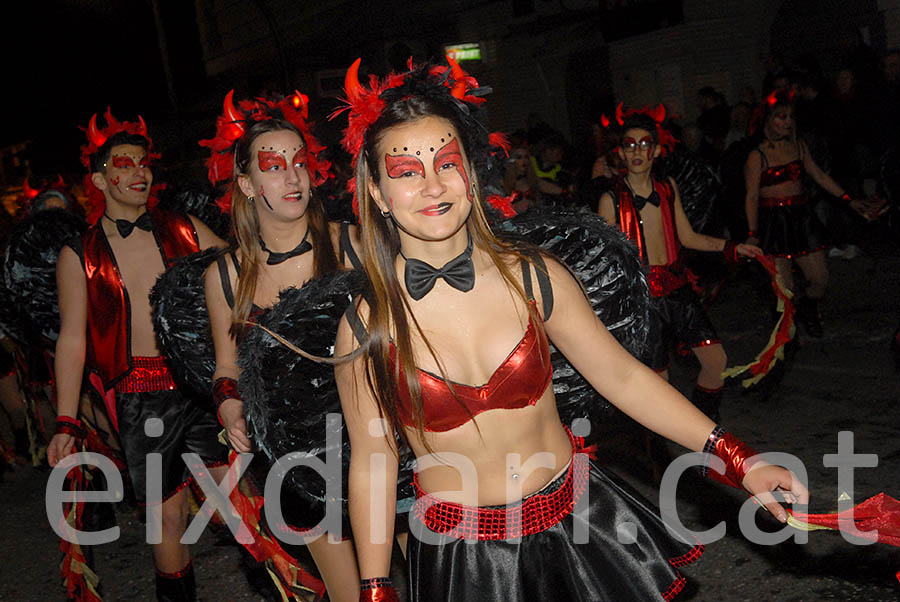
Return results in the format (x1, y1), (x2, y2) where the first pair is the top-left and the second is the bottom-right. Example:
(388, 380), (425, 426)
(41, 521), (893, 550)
(391, 303), (552, 433)
(77, 208), (199, 389)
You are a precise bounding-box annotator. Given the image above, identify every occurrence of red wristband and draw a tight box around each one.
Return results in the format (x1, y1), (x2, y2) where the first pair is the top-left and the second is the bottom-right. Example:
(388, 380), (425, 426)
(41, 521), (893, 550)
(212, 377), (239, 407)
(359, 578), (399, 602)
(723, 239), (738, 264)
(702, 426), (759, 489)
(55, 416), (86, 439)
(747, 230), (757, 238)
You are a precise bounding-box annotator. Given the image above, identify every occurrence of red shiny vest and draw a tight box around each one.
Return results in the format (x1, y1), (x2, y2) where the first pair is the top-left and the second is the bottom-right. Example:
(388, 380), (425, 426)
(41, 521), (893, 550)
(392, 301), (553, 433)
(613, 176), (680, 267)
(81, 209), (199, 389)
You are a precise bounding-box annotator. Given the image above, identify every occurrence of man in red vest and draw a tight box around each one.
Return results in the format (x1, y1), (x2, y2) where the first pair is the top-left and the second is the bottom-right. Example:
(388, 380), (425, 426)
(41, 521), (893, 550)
(47, 111), (225, 602)
(599, 110), (761, 422)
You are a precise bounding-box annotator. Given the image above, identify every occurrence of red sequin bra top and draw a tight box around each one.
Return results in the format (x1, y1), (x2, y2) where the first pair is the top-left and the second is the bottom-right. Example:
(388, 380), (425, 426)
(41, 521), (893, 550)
(391, 302), (553, 433)
(759, 158), (803, 188)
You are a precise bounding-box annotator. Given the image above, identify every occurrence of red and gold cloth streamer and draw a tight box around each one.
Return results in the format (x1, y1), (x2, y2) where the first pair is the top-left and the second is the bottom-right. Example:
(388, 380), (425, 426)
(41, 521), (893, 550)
(787, 492), (900, 582)
(722, 254), (795, 386)
(224, 450), (326, 602)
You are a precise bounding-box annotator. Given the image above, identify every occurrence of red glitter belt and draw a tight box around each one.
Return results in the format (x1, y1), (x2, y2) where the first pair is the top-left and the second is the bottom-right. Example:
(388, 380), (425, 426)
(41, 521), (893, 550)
(759, 193), (808, 208)
(114, 356), (177, 394)
(411, 428), (589, 541)
(647, 265), (688, 298)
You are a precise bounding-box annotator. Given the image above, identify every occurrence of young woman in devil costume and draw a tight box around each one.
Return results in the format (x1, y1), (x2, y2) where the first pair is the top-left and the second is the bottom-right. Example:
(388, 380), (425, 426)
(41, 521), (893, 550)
(333, 58), (808, 602)
(200, 90), (364, 602)
(744, 89), (872, 338)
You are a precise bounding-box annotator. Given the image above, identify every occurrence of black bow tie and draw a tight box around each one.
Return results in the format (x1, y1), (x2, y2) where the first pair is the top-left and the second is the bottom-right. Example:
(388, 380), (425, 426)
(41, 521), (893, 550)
(106, 212), (153, 238)
(260, 229), (312, 265)
(632, 191), (661, 211)
(403, 235), (475, 301)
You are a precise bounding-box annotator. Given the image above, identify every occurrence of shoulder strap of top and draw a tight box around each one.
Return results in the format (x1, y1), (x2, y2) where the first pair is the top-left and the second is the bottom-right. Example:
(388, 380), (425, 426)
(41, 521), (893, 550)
(340, 222), (364, 271)
(755, 147), (769, 170)
(520, 252), (553, 321)
(216, 253), (236, 309)
(343, 299), (368, 345)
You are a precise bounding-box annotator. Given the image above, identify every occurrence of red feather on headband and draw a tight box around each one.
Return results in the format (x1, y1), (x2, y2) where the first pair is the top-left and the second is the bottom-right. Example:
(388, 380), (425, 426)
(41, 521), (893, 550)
(199, 90), (332, 212)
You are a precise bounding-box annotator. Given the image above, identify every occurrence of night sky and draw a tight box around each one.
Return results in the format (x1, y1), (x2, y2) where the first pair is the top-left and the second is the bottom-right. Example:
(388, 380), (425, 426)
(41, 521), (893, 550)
(4, 2), (193, 176)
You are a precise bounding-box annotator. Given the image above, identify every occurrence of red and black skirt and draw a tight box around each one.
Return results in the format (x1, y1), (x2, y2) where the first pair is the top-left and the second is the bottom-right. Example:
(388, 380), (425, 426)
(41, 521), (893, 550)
(406, 432), (703, 601)
(758, 194), (828, 258)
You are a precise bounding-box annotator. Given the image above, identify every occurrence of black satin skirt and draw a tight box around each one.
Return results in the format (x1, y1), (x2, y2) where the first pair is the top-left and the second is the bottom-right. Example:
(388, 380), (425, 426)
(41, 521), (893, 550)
(406, 461), (702, 601)
(758, 199), (828, 258)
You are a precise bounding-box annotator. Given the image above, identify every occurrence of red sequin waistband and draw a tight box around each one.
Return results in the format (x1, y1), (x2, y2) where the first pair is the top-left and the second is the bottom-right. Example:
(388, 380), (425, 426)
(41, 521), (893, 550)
(411, 428), (589, 540)
(759, 194), (808, 208)
(647, 265), (688, 298)
(115, 356), (177, 394)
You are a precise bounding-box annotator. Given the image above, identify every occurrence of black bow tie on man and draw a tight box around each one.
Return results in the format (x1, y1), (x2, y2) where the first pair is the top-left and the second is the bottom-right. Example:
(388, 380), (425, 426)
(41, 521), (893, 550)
(631, 190), (661, 211)
(106, 212), (153, 238)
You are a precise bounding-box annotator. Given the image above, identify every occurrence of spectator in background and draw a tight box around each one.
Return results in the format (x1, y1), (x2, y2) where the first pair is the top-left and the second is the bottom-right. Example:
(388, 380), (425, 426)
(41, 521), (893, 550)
(696, 86), (730, 163)
(502, 143), (542, 213)
(725, 102), (753, 148)
(530, 135), (572, 200)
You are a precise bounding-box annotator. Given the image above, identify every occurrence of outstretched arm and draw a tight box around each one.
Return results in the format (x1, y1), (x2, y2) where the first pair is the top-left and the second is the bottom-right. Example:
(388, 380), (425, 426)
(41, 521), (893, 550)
(204, 260), (251, 452)
(542, 256), (807, 519)
(672, 178), (761, 258)
(335, 307), (399, 584)
(800, 141), (874, 219)
(48, 247), (88, 466)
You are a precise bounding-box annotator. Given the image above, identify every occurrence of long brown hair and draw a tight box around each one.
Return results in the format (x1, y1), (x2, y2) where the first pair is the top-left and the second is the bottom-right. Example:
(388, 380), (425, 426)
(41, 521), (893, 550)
(354, 95), (538, 450)
(230, 118), (339, 337)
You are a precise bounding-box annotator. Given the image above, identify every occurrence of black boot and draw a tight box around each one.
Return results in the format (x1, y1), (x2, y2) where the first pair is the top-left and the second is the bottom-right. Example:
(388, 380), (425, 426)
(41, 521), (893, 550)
(691, 385), (724, 423)
(156, 562), (196, 602)
(796, 297), (823, 338)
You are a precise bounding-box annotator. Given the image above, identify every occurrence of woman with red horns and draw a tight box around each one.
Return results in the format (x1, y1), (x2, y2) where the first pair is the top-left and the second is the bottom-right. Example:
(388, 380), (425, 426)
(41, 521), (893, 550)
(200, 89), (366, 601)
(333, 58), (808, 602)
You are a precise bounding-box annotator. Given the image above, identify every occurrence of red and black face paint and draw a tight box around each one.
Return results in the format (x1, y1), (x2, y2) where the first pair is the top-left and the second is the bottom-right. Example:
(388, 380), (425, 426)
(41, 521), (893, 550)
(112, 156), (135, 169)
(258, 185), (274, 211)
(258, 151), (287, 171)
(433, 138), (472, 202)
(290, 149), (307, 168)
(385, 154), (425, 178)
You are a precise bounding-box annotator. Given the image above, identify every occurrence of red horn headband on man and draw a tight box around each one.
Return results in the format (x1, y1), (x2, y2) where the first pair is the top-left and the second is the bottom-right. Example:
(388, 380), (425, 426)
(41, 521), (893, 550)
(88, 114), (108, 148)
(615, 102), (625, 126)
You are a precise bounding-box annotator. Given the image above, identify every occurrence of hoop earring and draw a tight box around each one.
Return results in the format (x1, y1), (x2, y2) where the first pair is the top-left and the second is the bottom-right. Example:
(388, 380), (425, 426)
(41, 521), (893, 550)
(380, 209), (391, 218)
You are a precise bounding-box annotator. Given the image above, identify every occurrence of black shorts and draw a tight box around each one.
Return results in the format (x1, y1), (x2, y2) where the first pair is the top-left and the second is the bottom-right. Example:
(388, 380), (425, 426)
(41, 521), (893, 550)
(116, 388), (227, 503)
(645, 284), (719, 372)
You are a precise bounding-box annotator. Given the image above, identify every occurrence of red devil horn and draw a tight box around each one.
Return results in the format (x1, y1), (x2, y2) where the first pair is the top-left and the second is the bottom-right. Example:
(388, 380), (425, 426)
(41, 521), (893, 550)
(345, 58), (364, 104)
(23, 178), (38, 199)
(651, 103), (666, 123)
(766, 90), (778, 106)
(615, 103), (625, 126)
(88, 113), (108, 148)
(292, 90), (309, 118)
(224, 90), (244, 124)
(136, 115), (148, 137)
(446, 55), (467, 99)
(600, 114), (610, 128)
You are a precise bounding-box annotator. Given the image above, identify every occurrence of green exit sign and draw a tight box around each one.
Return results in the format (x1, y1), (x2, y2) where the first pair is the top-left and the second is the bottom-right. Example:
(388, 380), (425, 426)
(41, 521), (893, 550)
(445, 43), (482, 62)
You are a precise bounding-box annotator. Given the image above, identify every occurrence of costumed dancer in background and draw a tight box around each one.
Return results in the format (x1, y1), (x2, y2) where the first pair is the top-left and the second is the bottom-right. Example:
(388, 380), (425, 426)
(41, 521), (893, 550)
(598, 106), (761, 422)
(46, 110), (228, 602)
(744, 89), (872, 338)
(201, 90), (364, 601)
(333, 58), (807, 602)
